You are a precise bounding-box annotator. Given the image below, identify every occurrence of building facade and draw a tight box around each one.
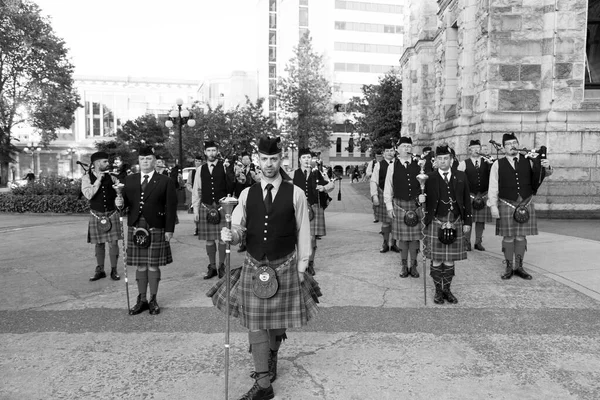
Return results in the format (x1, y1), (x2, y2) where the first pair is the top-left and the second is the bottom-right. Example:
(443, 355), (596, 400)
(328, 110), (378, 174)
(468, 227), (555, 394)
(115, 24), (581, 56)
(199, 70), (259, 110)
(11, 76), (200, 180)
(400, 0), (600, 217)
(257, 0), (404, 168)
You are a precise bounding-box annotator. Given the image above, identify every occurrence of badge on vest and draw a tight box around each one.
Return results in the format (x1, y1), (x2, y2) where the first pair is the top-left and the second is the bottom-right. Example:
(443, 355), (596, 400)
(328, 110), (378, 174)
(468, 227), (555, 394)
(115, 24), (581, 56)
(252, 265), (279, 299)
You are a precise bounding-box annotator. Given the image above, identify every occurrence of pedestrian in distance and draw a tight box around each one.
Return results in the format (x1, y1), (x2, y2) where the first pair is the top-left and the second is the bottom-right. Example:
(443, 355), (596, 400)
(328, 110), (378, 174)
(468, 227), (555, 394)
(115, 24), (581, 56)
(186, 154), (203, 236)
(81, 151), (123, 282)
(192, 141), (235, 280)
(115, 146), (178, 315)
(208, 135), (321, 400)
(367, 151), (384, 223)
(487, 133), (553, 280)
(419, 145), (472, 305)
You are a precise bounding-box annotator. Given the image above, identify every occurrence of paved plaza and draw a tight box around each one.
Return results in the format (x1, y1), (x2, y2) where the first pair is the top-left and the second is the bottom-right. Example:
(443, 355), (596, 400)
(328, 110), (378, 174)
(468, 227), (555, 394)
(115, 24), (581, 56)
(1, 180), (600, 399)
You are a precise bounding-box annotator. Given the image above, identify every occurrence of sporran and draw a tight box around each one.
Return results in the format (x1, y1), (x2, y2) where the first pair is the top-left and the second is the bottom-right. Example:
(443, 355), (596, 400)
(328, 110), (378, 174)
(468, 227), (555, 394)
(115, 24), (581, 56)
(252, 265), (279, 299)
(132, 227), (151, 248)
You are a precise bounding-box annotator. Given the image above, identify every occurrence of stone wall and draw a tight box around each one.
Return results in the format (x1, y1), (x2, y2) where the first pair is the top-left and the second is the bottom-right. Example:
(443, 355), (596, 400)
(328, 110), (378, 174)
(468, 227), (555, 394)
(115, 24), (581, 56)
(400, 0), (600, 217)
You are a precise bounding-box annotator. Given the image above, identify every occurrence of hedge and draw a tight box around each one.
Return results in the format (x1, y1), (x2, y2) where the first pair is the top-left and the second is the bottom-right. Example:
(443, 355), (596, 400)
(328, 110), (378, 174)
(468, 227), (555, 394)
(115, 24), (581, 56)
(0, 193), (89, 213)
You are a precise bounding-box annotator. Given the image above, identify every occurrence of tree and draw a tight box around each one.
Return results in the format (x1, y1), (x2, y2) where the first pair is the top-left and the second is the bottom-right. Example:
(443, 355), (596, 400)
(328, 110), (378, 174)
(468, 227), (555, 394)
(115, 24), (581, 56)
(347, 69), (403, 154)
(0, 0), (81, 186)
(277, 33), (333, 150)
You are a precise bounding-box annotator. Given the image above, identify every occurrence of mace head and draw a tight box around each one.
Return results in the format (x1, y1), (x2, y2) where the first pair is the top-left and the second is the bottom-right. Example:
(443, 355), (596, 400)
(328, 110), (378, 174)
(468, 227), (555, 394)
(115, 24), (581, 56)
(112, 183), (124, 194)
(220, 195), (239, 215)
(416, 172), (429, 187)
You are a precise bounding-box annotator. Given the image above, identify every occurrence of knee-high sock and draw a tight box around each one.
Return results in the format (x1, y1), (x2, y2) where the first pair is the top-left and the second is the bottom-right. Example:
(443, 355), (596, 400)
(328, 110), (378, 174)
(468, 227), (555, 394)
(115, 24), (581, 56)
(408, 240), (420, 262)
(398, 241), (409, 260)
(95, 243), (106, 268)
(268, 329), (287, 351)
(108, 241), (119, 269)
(514, 238), (527, 261)
(430, 263), (443, 286)
(475, 222), (485, 241)
(441, 263), (455, 287)
(381, 224), (391, 244)
(217, 242), (226, 265)
(249, 330), (271, 388)
(309, 237), (317, 262)
(136, 269), (148, 300)
(148, 268), (161, 296)
(206, 242), (216, 266)
(502, 238), (515, 262)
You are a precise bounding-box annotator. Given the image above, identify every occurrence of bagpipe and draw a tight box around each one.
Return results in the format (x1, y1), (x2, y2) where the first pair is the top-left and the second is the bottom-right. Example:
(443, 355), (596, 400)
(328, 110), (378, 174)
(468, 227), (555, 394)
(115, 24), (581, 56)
(476, 152), (496, 164)
(513, 145), (547, 160)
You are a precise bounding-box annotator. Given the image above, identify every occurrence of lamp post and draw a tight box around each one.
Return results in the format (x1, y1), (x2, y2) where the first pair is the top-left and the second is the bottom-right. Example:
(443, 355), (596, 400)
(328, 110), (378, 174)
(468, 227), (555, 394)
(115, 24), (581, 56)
(289, 142), (297, 170)
(67, 147), (76, 178)
(23, 142), (41, 176)
(165, 98), (196, 167)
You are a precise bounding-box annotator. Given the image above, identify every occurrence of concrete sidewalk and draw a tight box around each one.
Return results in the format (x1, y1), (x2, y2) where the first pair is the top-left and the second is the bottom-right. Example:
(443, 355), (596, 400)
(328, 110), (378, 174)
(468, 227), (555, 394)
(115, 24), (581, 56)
(1, 180), (600, 399)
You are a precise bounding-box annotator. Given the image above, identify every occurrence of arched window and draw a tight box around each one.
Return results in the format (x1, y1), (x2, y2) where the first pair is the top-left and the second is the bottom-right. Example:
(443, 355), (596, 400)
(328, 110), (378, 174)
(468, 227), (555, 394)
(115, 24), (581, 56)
(336, 137), (342, 153)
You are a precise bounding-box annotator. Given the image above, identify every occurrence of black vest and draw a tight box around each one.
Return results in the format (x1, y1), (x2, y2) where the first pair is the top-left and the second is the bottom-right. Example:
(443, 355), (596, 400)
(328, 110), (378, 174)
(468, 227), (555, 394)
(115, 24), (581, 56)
(200, 161), (228, 205)
(436, 172), (458, 218)
(392, 158), (420, 201)
(89, 172), (116, 212)
(498, 156), (533, 201)
(378, 159), (390, 190)
(246, 181), (297, 261)
(464, 158), (490, 194)
(293, 169), (318, 205)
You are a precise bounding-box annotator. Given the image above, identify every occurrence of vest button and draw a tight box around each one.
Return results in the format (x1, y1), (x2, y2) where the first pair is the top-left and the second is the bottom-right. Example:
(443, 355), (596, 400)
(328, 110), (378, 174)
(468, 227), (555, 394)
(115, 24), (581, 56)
(264, 230), (267, 233)
(265, 215), (269, 219)
(265, 222), (268, 226)
(264, 237), (267, 241)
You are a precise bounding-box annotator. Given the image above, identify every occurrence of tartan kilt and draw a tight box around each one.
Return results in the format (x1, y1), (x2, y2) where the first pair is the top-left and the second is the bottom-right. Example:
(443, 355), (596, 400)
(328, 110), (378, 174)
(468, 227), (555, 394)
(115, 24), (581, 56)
(495, 197), (538, 237)
(206, 251), (322, 330)
(310, 204), (326, 236)
(469, 193), (492, 223)
(373, 188), (391, 223)
(391, 198), (423, 241)
(197, 203), (227, 241)
(87, 210), (123, 244)
(424, 217), (467, 261)
(126, 219), (173, 267)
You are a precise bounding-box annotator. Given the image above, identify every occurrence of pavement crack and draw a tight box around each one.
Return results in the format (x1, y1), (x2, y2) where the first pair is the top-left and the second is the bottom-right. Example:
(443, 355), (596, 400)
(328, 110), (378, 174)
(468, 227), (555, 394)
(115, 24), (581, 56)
(381, 287), (390, 308)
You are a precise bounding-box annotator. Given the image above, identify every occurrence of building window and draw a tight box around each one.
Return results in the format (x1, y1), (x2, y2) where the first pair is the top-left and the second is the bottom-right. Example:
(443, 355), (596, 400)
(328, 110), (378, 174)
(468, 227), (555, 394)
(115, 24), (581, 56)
(269, 0), (276, 12)
(335, 21), (346, 30)
(336, 137), (342, 153)
(586, 0), (600, 86)
(300, 0), (308, 5)
(269, 47), (276, 62)
(335, 1), (402, 14)
(269, 31), (276, 45)
(269, 64), (276, 79)
(299, 8), (308, 27)
(269, 13), (276, 29)
(269, 79), (277, 96)
(269, 96), (277, 111)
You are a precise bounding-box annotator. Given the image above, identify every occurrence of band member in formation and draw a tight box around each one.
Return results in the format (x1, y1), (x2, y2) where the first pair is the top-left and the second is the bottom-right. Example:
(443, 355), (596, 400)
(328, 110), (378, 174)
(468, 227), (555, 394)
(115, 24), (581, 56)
(192, 141), (234, 279)
(488, 133), (552, 280)
(458, 140), (493, 251)
(420, 145), (472, 304)
(366, 151), (384, 222)
(208, 135), (320, 400)
(234, 151), (259, 252)
(384, 137), (428, 278)
(110, 155), (129, 183)
(292, 149), (334, 276)
(186, 154), (203, 236)
(82, 151), (123, 282)
(370, 143), (400, 253)
(115, 147), (178, 315)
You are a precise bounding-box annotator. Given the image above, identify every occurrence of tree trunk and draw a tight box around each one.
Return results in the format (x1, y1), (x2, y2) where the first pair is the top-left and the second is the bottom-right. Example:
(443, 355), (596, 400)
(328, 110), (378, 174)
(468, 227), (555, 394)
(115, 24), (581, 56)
(0, 161), (9, 188)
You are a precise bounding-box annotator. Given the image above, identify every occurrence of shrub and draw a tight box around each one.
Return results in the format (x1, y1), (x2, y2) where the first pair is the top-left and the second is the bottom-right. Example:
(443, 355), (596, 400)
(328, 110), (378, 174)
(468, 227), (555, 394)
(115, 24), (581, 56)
(0, 193), (90, 213)
(11, 175), (82, 197)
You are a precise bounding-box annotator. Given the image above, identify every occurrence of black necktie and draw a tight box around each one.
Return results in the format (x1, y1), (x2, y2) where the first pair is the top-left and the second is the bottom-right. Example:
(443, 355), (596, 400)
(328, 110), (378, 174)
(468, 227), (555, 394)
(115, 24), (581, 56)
(443, 172), (449, 184)
(405, 161), (409, 169)
(513, 157), (518, 168)
(475, 160), (479, 169)
(141, 175), (149, 192)
(264, 183), (274, 213)
(209, 164), (214, 174)
(304, 170), (309, 180)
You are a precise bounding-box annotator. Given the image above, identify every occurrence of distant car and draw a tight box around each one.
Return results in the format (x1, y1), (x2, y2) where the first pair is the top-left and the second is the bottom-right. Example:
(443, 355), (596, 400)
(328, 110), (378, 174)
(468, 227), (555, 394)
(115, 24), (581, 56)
(182, 167), (196, 185)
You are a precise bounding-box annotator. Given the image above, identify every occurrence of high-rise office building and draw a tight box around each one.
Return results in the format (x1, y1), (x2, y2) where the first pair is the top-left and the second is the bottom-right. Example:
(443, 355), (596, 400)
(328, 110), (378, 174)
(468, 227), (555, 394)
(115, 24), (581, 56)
(257, 0), (404, 167)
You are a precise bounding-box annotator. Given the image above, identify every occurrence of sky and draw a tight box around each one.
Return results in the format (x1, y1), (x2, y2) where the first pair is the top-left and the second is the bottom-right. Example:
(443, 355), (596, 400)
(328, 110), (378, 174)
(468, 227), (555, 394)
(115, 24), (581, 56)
(33, 0), (259, 81)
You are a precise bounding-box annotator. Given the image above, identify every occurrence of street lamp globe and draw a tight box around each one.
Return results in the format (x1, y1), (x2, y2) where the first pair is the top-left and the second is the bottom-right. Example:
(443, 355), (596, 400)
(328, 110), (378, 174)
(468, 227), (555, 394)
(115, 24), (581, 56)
(180, 109), (190, 118)
(165, 120), (174, 128)
(169, 110), (179, 119)
(176, 98), (184, 106)
(187, 119), (196, 127)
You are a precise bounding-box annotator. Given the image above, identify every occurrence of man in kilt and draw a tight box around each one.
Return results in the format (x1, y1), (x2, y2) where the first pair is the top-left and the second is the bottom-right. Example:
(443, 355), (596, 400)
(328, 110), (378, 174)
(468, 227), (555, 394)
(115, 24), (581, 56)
(115, 146), (178, 315)
(370, 142), (400, 253)
(292, 148), (334, 276)
(384, 136), (430, 278)
(488, 133), (552, 280)
(420, 145), (472, 304)
(457, 139), (493, 251)
(192, 141), (235, 279)
(81, 151), (123, 282)
(209, 135), (320, 400)
(366, 151), (384, 222)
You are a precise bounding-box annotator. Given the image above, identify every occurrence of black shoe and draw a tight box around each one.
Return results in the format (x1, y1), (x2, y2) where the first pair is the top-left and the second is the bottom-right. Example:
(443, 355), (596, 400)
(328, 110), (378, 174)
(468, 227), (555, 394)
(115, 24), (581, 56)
(110, 268), (120, 281)
(465, 241), (472, 251)
(433, 286), (444, 304)
(148, 295), (160, 315)
(316, 236), (322, 240)
(307, 261), (315, 276)
(218, 263), (225, 279)
(203, 264), (218, 280)
(239, 373), (274, 400)
(474, 243), (485, 251)
(268, 350), (278, 383)
(390, 244), (401, 253)
(129, 294), (149, 315)
(501, 260), (513, 280)
(193, 228), (198, 236)
(443, 289), (458, 304)
(237, 245), (247, 253)
(513, 268), (532, 280)
(373, 219), (379, 223)
(379, 243), (389, 253)
(89, 267), (106, 281)
(399, 260), (409, 278)
(409, 262), (420, 278)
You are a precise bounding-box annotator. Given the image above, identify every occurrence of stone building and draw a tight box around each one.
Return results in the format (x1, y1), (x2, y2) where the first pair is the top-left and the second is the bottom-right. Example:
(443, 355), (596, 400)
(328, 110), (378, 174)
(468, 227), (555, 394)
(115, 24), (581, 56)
(400, 0), (600, 217)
